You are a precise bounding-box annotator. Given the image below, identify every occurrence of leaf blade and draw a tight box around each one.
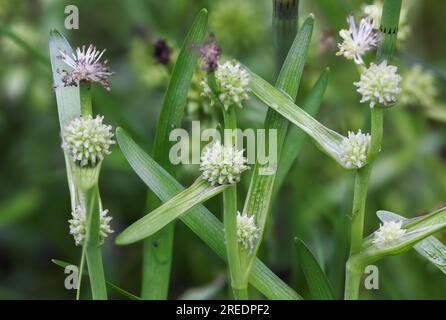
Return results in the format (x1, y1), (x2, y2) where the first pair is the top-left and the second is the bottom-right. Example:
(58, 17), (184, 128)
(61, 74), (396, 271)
(116, 179), (226, 245)
(295, 238), (336, 300)
(116, 128), (302, 300)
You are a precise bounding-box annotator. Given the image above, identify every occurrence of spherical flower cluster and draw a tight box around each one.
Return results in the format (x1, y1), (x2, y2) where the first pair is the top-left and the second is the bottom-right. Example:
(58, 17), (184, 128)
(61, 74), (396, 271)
(201, 60), (251, 111)
(400, 65), (438, 108)
(62, 115), (115, 167)
(59, 44), (113, 90)
(236, 211), (260, 253)
(68, 205), (113, 246)
(199, 141), (249, 185)
(337, 15), (379, 65)
(354, 60), (402, 108)
(372, 221), (406, 248)
(363, 2), (410, 42)
(339, 130), (371, 169)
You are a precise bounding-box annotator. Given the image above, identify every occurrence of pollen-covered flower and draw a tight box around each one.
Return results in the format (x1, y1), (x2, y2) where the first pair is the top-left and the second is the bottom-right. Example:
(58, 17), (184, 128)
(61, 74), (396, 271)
(401, 65), (438, 108)
(339, 130), (371, 169)
(69, 205), (113, 246)
(236, 211), (260, 252)
(59, 45), (113, 90)
(336, 15), (379, 65)
(200, 141), (249, 185)
(62, 115), (115, 167)
(354, 60), (402, 108)
(201, 60), (250, 110)
(372, 221), (406, 247)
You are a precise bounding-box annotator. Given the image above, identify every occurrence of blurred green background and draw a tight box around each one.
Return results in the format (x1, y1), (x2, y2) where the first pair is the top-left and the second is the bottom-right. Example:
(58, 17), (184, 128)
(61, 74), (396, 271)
(1, 0), (446, 299)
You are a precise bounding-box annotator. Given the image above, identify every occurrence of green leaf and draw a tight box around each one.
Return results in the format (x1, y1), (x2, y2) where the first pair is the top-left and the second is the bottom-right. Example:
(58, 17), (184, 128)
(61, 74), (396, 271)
(116, 128), (302, 300)
(49, 29), (81, 209)
(51, 259), (141, 300)
(377, 210), (446, 275)
(246, 66), (347, 168)
(241, 16), (315, 275)
(273, 68), (330, 198)
(141, 8), (208, 299)
(117, 179), (226, 245)
(357, 207), (446, 264)
(294, 238), (336, 300)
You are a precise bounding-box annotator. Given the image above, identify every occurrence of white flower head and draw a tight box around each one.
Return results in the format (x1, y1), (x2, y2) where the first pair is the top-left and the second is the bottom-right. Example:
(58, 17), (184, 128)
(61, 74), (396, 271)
(69, 205), (113, 246)
(200, 141), (249, 185)
(59, 44), (113, 90)
(354, 60), (402, 108)
(336, 15), (379, 65)
(372, 221), (406, 248)
(236, 211), (260, 252)
(62, 115), (115, 167)
(401, 65), (438, 107)
(339, 130), (371, 169)
(201, 60), (250, 111)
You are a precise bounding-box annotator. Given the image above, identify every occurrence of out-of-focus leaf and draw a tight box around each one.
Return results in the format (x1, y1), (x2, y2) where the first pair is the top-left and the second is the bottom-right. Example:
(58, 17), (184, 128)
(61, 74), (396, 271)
(116, 128), (302, 300)
(178, 274), (225, 300)
(295, 238), (336, 300)
(377, 210), (446, 275)
(116, 179), (226, 245)
(0, 190), (40, 227)
(51, 259), (141, 300)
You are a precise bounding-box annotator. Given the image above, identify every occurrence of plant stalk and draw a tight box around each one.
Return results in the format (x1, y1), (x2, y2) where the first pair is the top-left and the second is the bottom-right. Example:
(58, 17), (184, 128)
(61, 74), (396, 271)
(80, 81), (92, 117)
(216, 75), (247, 299)
(80, 184), (107, 300)
(345, 0), (401, 299)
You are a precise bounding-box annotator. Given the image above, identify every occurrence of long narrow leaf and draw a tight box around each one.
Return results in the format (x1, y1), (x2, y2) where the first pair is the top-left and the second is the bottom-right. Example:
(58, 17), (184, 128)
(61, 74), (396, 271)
(117, 179), (226, 245)
(377, 210), (446, 275)
(273, 68), (330, 197)
(116, 128), (301, 300)
(242, 17), (315, 275)
(49, 29), (81, 209)
(247, 67), (347, 168)
(357, 208), (446, 263)
(295, 238), (336, 300)
(142, 9), (208, 299)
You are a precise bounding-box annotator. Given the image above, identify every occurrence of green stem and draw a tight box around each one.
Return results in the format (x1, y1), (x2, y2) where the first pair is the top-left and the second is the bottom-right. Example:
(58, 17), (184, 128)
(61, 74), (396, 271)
(80, 81), (92, 117)
(273, 0), (299, 76)
(344, 0), (401, 299)
(81, 185), (107, 300)
(344, 257), (364, 300)
(221, 91), (247, 299)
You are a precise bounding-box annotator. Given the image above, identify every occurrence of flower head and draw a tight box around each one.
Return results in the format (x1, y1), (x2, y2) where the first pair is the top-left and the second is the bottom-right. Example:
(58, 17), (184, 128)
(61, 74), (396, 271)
(339, 130), (371, 169)
(336, 15), (379, 65)
(200, 141), (249, 185)
(236, 211), (260, 252)
(373, 221), (406, 248)
(401, 65), (438, 108)
(69, 205), (113, 246)
(198, 33), (221, 73)
(62, 115), (115, 167)
(354, 60), (402, 108)
(201, 60), (250, 111)
(59, 45), (113, 90)
(153, 38), (172, 65)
